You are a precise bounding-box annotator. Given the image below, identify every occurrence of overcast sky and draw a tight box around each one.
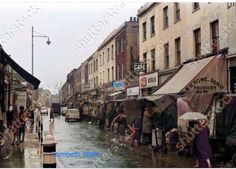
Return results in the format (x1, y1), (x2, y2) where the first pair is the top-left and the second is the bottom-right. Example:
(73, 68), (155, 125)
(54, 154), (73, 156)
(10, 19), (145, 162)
(0, 1), (144, 94)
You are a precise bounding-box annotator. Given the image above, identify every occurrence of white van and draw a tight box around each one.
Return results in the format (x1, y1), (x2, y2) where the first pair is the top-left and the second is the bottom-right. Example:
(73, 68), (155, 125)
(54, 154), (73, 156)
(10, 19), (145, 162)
(65, 109), (80, 122)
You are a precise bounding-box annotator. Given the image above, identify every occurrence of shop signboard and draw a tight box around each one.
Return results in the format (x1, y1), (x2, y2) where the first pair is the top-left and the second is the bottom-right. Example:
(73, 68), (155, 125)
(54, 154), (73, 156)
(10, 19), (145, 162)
(133, 62), (146, 73)
(112, 81), (125, 90)
(139, 72), (158, 89)
(185, 77), (226, 93)
(127, 86), (139, 96)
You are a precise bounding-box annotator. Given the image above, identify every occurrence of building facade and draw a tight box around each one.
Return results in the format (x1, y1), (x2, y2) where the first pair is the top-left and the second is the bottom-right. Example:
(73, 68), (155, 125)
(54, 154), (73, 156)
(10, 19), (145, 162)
(138, 2), (236, 93)
(115, 18), (139, 83)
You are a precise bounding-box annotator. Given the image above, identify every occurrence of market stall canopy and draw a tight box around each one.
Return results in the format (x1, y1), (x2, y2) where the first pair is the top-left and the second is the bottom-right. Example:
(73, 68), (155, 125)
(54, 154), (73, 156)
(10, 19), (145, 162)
(109, 90), (124, 96)
(139, 94), (178, 112)
(153, 55), (227, 95)
(0, 45), (40, 89)
(179, 112), (207, 121)
(139, 95), (163, 101)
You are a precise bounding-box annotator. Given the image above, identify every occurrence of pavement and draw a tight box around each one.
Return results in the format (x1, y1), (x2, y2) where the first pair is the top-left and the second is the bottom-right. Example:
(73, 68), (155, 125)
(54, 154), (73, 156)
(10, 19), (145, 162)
(0, 124), (42, 168)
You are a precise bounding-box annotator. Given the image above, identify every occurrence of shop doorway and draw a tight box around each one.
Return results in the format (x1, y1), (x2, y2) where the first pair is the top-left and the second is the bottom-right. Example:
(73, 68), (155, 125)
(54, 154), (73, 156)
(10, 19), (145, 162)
(230, 67), (236, 93)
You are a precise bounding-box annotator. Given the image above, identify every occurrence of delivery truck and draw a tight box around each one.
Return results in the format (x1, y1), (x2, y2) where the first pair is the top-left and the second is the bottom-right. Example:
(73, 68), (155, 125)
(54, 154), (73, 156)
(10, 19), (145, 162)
(50, 103), (61, 116)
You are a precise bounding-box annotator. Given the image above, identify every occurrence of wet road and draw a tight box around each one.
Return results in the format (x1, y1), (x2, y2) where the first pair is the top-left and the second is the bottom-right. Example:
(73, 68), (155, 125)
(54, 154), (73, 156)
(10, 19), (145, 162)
(43, 115), (195, 168)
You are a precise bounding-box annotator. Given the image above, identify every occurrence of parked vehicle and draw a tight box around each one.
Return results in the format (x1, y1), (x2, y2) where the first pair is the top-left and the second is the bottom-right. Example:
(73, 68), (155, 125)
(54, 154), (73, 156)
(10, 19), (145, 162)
(40, 106), (48, 114)
(61, 106), (68, 116)
(65, 109), (80, 122)
(51, 103), (61, 116)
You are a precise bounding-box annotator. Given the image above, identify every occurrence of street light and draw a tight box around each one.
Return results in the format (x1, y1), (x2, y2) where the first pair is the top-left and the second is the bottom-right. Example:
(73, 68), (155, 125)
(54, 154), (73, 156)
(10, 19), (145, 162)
(32, 26), (51, 76)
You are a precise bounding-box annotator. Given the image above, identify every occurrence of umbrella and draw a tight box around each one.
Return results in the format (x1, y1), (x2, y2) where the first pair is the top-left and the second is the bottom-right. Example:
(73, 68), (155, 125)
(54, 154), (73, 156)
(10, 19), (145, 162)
(178, 112), (207, 121)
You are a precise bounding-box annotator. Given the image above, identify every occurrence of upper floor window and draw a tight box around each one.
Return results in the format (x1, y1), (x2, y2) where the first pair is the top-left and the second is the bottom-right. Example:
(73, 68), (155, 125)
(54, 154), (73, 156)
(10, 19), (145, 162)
(175, 37), (181, 66)
(150, 16), (155, 36)
(116, 40), (120, 55)
(99, 55), (102, 66)
(174, 3), (181, 23)
(111, 66), (114, 81)
(94, 60), (96, 73)
(143, 52), (147, 73)
(111, 45), (114, 60)
(163, 6), (169, 29)
(108, 68), (110, 82)
(193, 2), (200, 11)
(194, 28), (201, 58)
(142, 22), (147, 40)
(121, 39), (124, 52)
(211, 20), (219, 53)
(107, 48), (110, 62)
(151, 49), (156, 71)
(164, 43), (169, 69)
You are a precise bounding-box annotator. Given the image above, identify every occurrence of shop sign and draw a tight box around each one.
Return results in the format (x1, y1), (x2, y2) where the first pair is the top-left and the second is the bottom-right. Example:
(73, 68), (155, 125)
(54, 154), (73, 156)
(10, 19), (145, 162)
(185, 77), (225, 93)
(139, 72), (158, 89)
(112, 81), (125, 90)
(127, 86), (139, 96)
(133, 62), (146, 73)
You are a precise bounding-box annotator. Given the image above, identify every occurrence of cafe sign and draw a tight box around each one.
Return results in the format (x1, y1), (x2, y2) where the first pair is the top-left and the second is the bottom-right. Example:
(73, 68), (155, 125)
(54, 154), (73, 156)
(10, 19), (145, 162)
(139, 72), (158, 89)
(133, 62), (146, 73)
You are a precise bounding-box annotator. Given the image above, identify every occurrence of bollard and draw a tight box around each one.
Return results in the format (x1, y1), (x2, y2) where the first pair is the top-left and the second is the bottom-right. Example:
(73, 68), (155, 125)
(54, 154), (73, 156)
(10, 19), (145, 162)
(42, 135), (57, 168)
(41, 123), (43, 143)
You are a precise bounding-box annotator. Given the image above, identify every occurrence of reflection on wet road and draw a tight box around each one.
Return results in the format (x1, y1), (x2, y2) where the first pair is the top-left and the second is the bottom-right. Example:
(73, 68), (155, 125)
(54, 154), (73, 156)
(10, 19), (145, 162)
(43, 115), (194, 168)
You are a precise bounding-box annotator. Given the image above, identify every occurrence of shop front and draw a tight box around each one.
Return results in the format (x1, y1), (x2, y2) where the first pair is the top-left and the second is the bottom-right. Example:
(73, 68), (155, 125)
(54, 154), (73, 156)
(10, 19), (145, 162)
(0, 45), (40, 120)
(229, 56), (236, 93)
(152, 54), (232, 158)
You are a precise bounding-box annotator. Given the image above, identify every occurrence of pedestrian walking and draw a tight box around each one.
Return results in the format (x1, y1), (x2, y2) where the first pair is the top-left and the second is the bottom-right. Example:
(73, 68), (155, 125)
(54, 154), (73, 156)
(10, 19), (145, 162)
(0, 120), (6, 134)
(111, 105), (127, 135)
(193, 121), (212, 168)
(132, 113), (142, 145)
(18, 106), (27, 143)
(107, 102), (116, 129)
(50, 108), (54, 122)
(142, 105), (153, 146)
(6, 106), (14, 128)
(12, 106), (19, 145)
(99, 104), (106, 129)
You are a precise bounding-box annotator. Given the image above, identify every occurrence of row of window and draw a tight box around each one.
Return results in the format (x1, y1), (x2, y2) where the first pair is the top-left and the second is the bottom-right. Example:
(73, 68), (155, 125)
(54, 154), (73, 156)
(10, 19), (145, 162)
(88, 59), (98, 75)
(142, 2), (200, 41)
(117, 38), (125, 55)
(116, 63), (124, 80)
(143, 19), (219, 72)
(89, 76), (99, 88)
(99, 44), (115, 66)
(98, 66), (115, 85)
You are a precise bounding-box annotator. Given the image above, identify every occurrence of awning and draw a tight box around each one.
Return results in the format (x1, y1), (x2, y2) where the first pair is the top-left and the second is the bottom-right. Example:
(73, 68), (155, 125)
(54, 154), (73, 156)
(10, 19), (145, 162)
(0, 45), (40, 89)
(153, 55), (227, 95)
(138, 95), (163, 101)
(109, 90), (124, 96)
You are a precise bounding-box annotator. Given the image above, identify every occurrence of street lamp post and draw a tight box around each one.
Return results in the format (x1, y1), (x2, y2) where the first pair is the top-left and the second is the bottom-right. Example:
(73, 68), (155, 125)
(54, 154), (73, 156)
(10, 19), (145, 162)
(32, 26), (51, 76)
